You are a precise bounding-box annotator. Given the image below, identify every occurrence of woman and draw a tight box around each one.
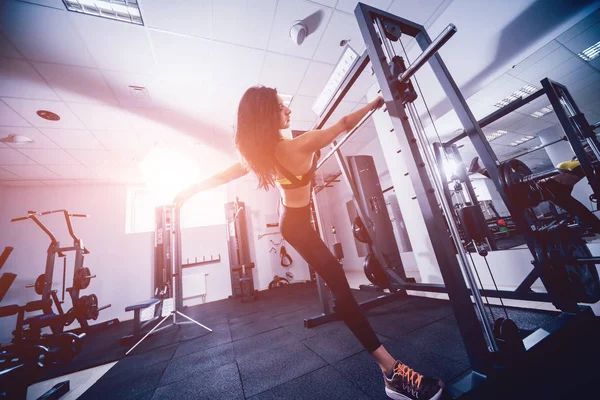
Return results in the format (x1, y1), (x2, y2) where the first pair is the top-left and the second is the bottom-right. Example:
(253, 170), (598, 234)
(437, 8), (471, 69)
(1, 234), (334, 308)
(175, 85), (444, 400)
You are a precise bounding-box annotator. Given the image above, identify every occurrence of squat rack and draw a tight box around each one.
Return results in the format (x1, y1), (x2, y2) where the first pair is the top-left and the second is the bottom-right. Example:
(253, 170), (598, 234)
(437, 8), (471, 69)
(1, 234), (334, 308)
(305, 2), (598, 395)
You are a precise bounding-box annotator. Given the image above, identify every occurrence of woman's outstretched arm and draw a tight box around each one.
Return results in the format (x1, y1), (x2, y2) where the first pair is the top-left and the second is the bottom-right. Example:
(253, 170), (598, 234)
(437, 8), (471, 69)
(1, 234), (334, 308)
(174, 162), (248, 206)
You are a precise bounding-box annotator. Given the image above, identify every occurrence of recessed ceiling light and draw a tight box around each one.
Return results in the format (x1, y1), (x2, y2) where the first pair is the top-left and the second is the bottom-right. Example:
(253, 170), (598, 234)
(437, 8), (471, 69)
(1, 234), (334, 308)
(531, 105), (554, 118)
(36, 110), (60, 121)
(313, 45), (359, 116)
(494, 85), (538, 108)
(485, 130), (508, 142)
(577, 40), (600, 62)
(62, 0), (143, 25)
(0, 134), (35, 145)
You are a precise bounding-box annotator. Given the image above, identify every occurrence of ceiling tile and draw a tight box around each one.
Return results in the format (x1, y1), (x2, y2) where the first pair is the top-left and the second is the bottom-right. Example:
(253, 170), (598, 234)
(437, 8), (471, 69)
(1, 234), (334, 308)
(0, 100), (30, 127)
(561, 21), (600, 57)
(2, 98), (86, 129)
(40, 128), (104, 149)
(387, 0), (447, 25)
(565, 69), (600, 93)
(289, 95), (318, 122)
(15, 0), (65, 9)
(68, 10), (155, 73)
(0, 126), (58, 148)
(0, 147), (36, 165)
(467, 73), (540, 108)
(92, 130), (141, 150)
(504, 115), (555, 136)
(0, 167), (18, 179)
(18, 148), (79, 165)
(309, 0), (337, 6)
(0, 58), (59, 100)
(33, 62), (117, 104)
(508, 41), (561, 77)
(552, 62), (596, 88)
(516, 47), (574, 84)
(267, 0), (333, 60)
(556, 8), (600, 44)
(67, 103), (134, 131)
(1, 0), (96, 67)
(259, 52), (310, 94)
(46, 164), (94, 179)
(68, 149), (114, 167)
(150, 30), (213, 84)
(1, 180), (46, 186)
(2, 164), (58, 178)
(212, 0), (277, 49)
(544, 56), (589, 84)
(313, 11), (365, 64)
(335, 0), (393, 14)
(142, 0), (212, 39)
(100, 70), (159, 108)
(211, 41), (265, 91)
(0, 32), (22, 58)
(297, 61), (335, 97)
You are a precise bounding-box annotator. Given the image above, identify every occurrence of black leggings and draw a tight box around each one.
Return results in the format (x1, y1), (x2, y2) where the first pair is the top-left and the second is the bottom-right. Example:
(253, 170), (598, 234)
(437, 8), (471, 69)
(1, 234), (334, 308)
(279, 202), (381, 353)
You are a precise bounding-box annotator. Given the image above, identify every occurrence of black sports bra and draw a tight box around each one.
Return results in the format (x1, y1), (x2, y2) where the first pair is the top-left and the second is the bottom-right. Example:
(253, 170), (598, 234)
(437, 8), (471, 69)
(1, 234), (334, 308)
(273, 145), (321, 189)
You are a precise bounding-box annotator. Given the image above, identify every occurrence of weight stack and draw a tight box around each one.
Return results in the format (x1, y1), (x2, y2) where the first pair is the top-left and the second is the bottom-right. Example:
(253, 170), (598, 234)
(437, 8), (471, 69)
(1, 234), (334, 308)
(348, 155), (407, 280)
(225, 200), (255, 297)
(154, 206), (174, 299)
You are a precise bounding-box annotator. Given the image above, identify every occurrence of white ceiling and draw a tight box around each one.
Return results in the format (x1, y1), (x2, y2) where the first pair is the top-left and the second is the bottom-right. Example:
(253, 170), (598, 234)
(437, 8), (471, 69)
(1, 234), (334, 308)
(0, 0), (598, 187)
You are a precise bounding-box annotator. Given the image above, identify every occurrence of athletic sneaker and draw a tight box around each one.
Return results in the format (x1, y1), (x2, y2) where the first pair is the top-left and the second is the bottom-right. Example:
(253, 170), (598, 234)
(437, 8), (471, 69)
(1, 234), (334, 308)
(384, 360), (444, 400)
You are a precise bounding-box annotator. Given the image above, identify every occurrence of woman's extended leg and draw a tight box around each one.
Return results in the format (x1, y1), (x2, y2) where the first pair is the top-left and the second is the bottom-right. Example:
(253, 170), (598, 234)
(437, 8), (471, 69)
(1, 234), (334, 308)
(279, 203), (443, 400)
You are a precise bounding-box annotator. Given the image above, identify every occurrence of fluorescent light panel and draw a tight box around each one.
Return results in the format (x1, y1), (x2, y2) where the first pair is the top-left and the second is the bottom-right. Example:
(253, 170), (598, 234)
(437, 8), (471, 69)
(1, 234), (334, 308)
(578, 40), (600, 62)
(510, 135), (535, 147)
(312, 45), (359, 116)
(485, 130), (508, 142)
(62, 0), (143, 25)
(531, 105), (554, 118)
(494, 85), (538, 108)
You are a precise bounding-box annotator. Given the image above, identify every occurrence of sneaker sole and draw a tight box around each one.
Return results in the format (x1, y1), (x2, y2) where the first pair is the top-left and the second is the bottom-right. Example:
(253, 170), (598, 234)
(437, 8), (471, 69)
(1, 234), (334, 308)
(385, 386), (443, 400)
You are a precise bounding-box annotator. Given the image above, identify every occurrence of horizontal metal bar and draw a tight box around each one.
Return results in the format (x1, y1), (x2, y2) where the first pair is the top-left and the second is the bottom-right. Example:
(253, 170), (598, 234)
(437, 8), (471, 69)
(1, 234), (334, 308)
(521, 169), (560, 183)
(505, 136), (567, 161)
(399, 24), (457, 83)
(382, 185), (395, 194)
(574, 257), (600, 264)
(444, 89), (546, 147)
(402, 282), (553, 302)
(316, 108), (377, 169)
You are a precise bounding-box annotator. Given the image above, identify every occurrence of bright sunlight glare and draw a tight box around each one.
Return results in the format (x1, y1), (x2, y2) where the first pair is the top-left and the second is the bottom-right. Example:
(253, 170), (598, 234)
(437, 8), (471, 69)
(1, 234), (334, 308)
(140, 147), (202, 205)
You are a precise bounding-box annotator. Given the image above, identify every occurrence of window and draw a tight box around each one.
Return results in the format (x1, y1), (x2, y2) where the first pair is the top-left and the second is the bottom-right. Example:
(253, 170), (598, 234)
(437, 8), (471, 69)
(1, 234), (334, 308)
(126, 187), (226, 234)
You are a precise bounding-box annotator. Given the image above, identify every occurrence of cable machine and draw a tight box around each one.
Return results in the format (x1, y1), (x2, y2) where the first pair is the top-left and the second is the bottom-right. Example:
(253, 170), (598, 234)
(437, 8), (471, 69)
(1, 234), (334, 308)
(304, 3), (599, 397)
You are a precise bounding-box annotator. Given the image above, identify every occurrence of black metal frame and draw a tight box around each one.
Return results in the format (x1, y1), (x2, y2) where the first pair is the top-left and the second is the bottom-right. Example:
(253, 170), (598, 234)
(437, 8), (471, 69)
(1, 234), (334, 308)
(303, 3), (598, 395)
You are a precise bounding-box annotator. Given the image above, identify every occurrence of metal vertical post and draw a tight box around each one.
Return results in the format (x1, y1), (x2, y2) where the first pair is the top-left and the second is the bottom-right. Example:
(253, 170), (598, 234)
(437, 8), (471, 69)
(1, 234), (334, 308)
(355, 3), (495, 376)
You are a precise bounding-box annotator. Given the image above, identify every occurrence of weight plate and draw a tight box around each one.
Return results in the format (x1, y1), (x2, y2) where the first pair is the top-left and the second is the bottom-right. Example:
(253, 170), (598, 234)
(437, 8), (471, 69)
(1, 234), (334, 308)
(352, 217), (371, 244)
(363, 253), (390, 289)
(34, 274), (45, 295)
(74, 267), (92, 290)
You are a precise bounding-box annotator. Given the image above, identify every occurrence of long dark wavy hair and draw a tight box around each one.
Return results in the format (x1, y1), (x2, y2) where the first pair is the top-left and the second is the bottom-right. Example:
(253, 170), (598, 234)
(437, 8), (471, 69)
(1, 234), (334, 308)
(234, 85), (282, 191)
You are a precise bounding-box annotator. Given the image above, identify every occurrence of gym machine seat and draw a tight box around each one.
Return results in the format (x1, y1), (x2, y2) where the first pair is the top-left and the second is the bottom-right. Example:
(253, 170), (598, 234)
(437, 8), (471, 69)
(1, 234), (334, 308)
(0, 304), (20, 318)
(120, 298), (162, 344)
